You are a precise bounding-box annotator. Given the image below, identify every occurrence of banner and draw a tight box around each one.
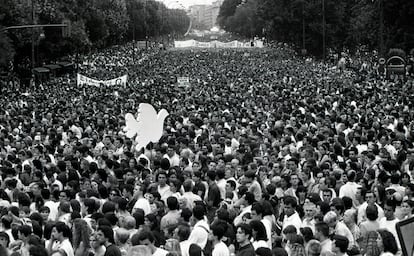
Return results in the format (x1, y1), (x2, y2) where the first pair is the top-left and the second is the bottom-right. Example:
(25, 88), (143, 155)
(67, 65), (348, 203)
(177, 77), (190, 88)
(77, 74), (128, 87)
(174, 40), (264, 49)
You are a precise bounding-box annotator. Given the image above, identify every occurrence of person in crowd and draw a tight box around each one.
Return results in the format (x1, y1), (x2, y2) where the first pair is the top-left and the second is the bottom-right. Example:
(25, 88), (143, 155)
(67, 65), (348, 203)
(72, 219), (91, 256)
(331, 235), (349, 256)
(210, 223), (230, 256)
(376, 229), (399, 256)
(249, 220), (269, 250)
(96, 225), (122, 256)
(305, 239), (321, 256)
(324, 211), (355, 249)
(359, 205), (380, 238)
(357, 190), (385, 225)
(0, 38), (413, 256)
(137, 230), (169, 256)
(187, 205), (210, 249)
(315, 222), (333, 256)
(235, 224), (255, 256)
(282, 196), (302, 232)
(89, 233), (106, 256)
(160, 197), (180, 232)
(49, 222), (74, 256)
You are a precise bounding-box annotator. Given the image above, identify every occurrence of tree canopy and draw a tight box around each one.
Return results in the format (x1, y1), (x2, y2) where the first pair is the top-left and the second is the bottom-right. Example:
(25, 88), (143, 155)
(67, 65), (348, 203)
(0, 0), (190, 70)
(218, 0), (414, 56)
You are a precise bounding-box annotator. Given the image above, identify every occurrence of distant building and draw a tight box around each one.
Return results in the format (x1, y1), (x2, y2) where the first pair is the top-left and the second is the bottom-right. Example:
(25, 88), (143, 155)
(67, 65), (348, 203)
(188, 0), (223, 29)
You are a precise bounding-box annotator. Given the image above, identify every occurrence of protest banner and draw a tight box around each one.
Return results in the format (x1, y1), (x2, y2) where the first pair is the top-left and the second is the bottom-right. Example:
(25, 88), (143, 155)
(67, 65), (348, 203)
(173, 40), (264, 49)
(77, 74), (128, 87)
(177, 77), (190, 88)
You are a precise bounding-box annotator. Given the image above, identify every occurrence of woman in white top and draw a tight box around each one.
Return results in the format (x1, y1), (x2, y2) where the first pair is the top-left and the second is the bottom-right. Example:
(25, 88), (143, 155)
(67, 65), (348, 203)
(250, 220), (270, 250)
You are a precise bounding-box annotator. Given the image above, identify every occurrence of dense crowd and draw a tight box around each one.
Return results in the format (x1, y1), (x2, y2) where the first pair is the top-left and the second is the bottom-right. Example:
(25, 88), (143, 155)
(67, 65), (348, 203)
(0, 42), (414, 256)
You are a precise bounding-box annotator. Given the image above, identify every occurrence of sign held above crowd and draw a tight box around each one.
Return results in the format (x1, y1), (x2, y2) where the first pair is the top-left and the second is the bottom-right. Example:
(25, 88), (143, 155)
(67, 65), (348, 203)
(124, 103), (169, 152)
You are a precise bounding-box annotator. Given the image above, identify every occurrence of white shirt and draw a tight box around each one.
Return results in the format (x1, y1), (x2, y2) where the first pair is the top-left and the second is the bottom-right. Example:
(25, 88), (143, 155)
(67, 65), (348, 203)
(379, 217), (400, 249)
(180, 240), (191, 256)
(212, 241), (230, 256)
(339, 182), (361, 208)
(158, 185), (172, 203)
(261, 218), (273, 249)
(133, 197), (151, 216)
(187, 219), (210, 249)
(252, 240), (270, 250)
(153, 247), (169, 256)
(335, 221), (355, 248)
(282, 212), (302, 233)
(181, 192), (202, 210)
(163, 154), (180, 167)
(216, 179), (226, 199)
(44, 200), (59, 221)
(233, 205), (252, 226)
(357, 202), (385, 224)
(52, 238), (74, 256)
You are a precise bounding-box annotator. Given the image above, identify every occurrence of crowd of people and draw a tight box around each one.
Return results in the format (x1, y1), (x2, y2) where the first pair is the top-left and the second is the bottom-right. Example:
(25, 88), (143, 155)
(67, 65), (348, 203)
(0, 41), (414, 256)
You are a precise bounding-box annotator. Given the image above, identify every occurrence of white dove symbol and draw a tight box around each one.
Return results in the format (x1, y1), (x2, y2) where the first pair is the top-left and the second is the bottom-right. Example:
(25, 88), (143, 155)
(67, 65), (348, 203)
(124, 103), (169, 152)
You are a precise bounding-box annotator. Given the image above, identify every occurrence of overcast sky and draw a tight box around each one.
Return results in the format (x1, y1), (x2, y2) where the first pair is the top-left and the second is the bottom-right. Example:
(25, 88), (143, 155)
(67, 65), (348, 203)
(161, 0), (215, 9)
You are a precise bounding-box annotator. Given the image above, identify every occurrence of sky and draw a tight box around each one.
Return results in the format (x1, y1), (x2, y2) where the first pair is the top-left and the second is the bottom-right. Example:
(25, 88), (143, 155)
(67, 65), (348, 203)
(161, 0), (215, 9)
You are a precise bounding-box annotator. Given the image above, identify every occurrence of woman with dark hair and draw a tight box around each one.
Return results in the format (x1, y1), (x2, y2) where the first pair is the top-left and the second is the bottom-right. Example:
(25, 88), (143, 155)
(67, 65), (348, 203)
(295, 185), (307, 207)
(143, 213), (165, 246)
(377, 229), (398, 256)
(72, 219), (91, 256)
(361, 231), (381, 256)
(249, 220), (269, 250)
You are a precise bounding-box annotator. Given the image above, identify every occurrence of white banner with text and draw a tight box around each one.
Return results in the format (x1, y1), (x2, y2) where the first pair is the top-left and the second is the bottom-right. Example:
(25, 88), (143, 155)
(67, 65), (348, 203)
(77, 74), (128, 87)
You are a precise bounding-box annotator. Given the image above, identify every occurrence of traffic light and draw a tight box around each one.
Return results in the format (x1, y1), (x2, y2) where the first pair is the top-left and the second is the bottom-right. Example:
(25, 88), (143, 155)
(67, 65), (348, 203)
(62, 19), (71, 38)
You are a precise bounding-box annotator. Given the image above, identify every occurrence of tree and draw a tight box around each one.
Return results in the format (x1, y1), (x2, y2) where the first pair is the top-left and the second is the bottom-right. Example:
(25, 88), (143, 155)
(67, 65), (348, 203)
(0, 29), (15, 68)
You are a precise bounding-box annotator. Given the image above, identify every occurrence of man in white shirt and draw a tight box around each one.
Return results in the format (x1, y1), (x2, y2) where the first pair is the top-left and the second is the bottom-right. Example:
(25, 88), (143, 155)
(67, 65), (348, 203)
(379, 200), (400, 249)
(175, 225), (191, 256)
(157, 171), (172, 204)
(339, 170), (361, 208)
(282, 196), (302, 233)
(324, 211), (354, 249)
(181, 180), (202, 210)
(132, 185), (151, 216)
(357, 190), (384, 225)
(163, 146), (180, 167)
(315, 222), (333, 256)
(50, 222), (74, 256)
(187, 205), (210, 249)
(210, 223), (230, 256)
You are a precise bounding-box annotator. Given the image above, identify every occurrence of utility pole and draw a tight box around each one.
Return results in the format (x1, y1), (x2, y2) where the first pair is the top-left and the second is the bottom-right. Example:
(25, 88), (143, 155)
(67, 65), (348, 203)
(322, 0), (326, 61)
